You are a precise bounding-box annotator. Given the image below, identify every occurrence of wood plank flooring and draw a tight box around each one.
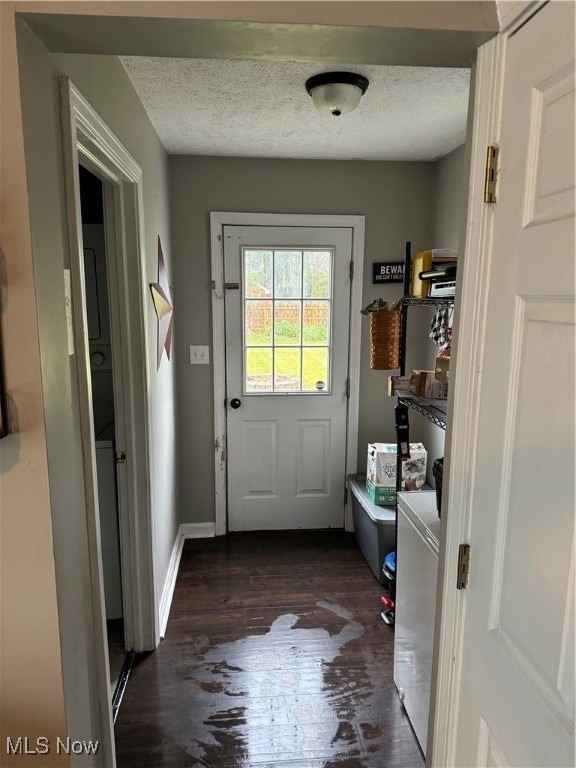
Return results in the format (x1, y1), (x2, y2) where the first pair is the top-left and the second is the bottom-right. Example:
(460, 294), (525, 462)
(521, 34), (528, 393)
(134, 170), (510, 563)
(114, 531), (424, 768)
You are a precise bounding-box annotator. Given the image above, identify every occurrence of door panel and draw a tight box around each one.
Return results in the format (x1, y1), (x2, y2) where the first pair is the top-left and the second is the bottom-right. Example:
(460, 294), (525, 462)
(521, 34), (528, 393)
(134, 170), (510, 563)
(243, 420), (278, 498)
(224, 225), (352, 531)
(295, 419), (330, 496)
(452, 4), (575, 766)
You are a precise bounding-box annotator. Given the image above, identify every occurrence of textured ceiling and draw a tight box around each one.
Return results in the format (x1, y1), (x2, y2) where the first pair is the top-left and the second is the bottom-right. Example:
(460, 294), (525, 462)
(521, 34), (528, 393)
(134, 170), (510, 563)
(121, 57), (470, 161)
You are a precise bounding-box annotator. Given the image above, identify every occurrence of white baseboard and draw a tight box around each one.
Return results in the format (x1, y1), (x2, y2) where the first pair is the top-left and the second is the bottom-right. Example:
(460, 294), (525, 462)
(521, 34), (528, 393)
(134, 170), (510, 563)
(159, 522), (217, 638)
(180, 522), (217, 539)
(158, 531), (185, 638)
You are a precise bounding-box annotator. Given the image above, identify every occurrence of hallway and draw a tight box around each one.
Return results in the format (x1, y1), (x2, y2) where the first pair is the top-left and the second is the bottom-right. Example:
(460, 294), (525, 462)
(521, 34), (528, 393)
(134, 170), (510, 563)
(114, 531), (424, 767)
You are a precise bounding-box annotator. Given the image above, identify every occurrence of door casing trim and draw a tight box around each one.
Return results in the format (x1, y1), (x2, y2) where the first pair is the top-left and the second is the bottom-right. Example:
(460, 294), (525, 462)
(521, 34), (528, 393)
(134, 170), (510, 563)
(210, 212), (365, 535)
(60, 77), (158, 765)
(60, 79), (158, 648)
(428, 28), (506, 768)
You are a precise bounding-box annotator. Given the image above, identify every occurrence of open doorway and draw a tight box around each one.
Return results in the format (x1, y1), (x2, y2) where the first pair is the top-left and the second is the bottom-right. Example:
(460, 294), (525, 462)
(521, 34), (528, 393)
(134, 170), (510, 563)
(78, 165), (130, 712)
(59, 79), (161, 758)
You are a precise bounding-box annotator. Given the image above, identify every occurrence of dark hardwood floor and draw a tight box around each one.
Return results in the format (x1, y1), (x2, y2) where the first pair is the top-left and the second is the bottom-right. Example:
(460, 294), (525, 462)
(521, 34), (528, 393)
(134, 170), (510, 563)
(114, 531), (424, 768)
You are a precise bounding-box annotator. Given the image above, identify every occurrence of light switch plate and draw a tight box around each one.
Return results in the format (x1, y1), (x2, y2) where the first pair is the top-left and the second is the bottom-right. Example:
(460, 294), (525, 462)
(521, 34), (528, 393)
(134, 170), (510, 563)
(189, 345), (210, 365)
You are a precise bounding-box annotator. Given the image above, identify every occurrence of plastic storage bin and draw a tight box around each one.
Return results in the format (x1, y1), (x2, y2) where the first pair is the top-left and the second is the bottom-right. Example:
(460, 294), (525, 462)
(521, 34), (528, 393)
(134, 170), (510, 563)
(348, 475), (395, 584)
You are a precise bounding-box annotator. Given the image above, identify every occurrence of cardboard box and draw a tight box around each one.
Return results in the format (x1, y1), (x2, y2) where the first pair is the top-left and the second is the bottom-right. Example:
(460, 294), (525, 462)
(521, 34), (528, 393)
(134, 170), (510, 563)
(387, 375), (411, 396)
(435, 355), (450, 383)
(409, 370), (448, 399)
(389, 372), (447, 398)
(366, 442), (427, 506)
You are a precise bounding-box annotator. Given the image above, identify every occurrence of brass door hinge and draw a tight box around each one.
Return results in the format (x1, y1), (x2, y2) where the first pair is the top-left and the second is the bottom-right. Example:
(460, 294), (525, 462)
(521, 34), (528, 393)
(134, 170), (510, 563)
(346, 378), (351, 398)
(457, 544), (471, 589)
(350, 260), (355, 281)
(484, 146), (499, 203)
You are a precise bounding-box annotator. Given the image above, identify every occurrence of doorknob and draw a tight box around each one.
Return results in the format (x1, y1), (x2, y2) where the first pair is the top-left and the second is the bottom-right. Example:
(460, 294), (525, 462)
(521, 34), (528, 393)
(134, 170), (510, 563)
(230, 398), (242, 409)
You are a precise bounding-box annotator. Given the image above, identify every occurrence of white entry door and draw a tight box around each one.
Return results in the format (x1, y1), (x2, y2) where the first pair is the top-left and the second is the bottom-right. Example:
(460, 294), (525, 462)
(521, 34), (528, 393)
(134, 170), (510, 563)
(446, 3), (575, 766)
(224, 224), (353, 531)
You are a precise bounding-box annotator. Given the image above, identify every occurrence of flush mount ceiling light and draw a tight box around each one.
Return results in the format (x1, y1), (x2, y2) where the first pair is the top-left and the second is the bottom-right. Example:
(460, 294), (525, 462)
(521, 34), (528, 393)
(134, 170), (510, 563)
(305, 71), (369, 116)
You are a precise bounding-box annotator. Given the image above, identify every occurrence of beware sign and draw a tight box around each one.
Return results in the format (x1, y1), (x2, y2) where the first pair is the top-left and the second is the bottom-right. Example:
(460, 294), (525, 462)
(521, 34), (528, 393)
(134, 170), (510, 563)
(372, 262), (405, 284)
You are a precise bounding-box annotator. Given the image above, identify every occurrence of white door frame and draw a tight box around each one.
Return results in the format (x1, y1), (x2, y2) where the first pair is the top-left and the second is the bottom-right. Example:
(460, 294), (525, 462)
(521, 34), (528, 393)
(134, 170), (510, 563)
(60, 78), (158, 760)
(428, 32), (503, 764)
(210, 212), (365, 536)
(429, 4), (548, 763)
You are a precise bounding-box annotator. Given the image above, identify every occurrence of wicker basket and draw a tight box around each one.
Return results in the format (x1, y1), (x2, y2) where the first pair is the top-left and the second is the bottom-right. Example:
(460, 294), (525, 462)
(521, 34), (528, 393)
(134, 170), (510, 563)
(370, 302), (402, 370)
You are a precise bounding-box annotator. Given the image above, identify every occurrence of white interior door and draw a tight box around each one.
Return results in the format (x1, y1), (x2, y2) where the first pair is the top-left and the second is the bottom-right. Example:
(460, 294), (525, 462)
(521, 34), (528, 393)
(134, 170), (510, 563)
(447, 4), (575, 766)
(224, 225), (352, 531)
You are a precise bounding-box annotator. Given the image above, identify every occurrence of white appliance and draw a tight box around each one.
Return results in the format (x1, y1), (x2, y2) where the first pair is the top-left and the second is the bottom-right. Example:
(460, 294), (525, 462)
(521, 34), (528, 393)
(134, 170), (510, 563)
(95, 433), (123, 620)
(394, 491), (440, 757)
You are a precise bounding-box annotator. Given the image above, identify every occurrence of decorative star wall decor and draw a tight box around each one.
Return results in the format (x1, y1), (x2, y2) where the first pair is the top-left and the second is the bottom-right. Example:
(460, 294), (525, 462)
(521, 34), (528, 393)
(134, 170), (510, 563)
(150, 236), (173, 370)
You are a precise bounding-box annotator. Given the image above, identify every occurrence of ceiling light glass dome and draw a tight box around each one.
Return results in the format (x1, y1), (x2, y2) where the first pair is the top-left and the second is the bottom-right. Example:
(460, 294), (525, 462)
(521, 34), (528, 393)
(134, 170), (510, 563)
(305, 72), (369, 116)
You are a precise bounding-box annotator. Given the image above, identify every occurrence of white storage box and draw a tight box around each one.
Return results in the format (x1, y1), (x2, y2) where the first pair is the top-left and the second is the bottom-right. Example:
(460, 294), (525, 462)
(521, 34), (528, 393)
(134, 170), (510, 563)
(348, 475), (395, 584)
(367, 442), (427, 506)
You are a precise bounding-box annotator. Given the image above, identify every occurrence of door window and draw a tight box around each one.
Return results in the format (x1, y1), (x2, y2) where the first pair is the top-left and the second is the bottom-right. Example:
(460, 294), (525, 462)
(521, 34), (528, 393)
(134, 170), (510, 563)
(243, 248), (332, 393)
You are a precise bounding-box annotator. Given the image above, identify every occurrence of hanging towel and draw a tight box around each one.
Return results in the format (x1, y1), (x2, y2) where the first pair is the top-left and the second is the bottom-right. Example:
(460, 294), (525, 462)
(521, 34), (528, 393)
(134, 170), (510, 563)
(430, 308), (453, 353)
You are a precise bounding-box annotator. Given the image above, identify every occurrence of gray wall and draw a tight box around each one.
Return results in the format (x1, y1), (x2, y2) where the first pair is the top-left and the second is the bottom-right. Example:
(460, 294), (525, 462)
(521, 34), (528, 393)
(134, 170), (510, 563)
(417, 143), (466, 482)
(170, 155), (436, 523)
(433, 144), (466, 247)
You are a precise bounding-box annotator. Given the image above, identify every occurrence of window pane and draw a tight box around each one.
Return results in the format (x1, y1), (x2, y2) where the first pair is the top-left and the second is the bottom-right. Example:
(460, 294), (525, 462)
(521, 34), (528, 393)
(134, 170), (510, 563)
(246, 300), (272, 345)
(242, 247), (333, 395)
(303, 251), (331, 298)
(245, 250), (272, 298)
(302, 348), (329, 392)
(303, 300), (330, 345)
(274, 301), (301, 346)
(274, 348), (301, 391)
(246, 348), (273, 392)
(274, 251), (302, 298)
